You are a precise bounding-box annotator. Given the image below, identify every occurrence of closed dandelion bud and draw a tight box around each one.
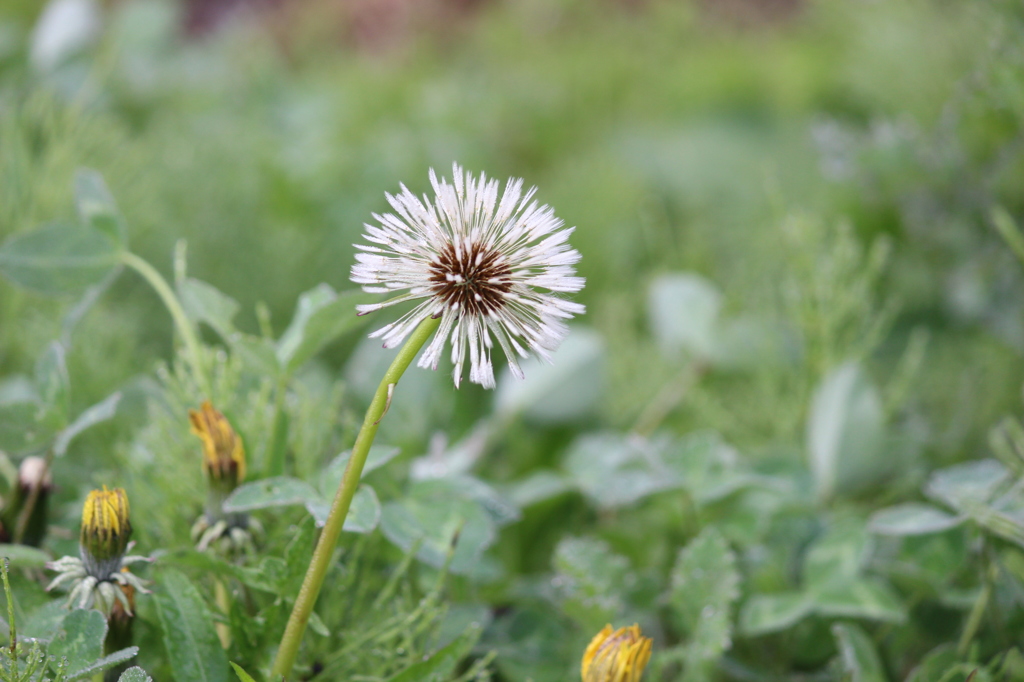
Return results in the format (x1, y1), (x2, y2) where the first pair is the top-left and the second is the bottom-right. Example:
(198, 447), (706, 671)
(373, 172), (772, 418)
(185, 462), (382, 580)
(189, 401), (246, 491)
(581, 624), (652, 682)
(81, 487), (132, 567)
(47, 487), (149, 615)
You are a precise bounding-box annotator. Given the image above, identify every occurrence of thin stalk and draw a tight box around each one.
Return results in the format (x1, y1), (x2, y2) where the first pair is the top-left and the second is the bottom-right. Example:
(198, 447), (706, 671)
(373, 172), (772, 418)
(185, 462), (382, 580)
(3, 559), (15, 661)
(121, 252), (210, 397)
(214, 579), (232, 649)
(957, 570), (991, 657)
(271, 315), (441, 679)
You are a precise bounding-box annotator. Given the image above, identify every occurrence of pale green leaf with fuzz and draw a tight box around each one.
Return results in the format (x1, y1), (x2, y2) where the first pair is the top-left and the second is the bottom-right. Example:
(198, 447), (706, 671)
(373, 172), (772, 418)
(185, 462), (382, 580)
(670, 527), (740, 666)
(551, 536), (631, 631)
(47, 609), (106, 678)
(67, 647), (140, 681)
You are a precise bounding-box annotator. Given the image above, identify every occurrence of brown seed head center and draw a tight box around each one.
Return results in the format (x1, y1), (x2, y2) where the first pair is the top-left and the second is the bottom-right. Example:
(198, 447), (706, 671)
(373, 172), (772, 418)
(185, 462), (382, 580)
(428, 241), (513, 317)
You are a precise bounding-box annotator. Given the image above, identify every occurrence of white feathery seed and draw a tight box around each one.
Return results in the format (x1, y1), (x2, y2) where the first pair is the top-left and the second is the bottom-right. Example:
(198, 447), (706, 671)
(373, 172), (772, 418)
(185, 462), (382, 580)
(351, 163), (585, 389)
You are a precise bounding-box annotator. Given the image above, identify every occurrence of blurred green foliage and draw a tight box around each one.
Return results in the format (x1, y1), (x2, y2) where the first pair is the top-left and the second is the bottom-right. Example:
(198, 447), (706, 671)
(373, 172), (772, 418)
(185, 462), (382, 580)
(3, 0), (1024, 680)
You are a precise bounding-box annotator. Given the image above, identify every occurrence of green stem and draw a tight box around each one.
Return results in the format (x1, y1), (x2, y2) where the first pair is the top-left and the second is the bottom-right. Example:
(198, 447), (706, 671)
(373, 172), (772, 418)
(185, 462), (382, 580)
(957, 569), (991, 657)
(121, 252), (211, 398)
(271, 315), (441, 679)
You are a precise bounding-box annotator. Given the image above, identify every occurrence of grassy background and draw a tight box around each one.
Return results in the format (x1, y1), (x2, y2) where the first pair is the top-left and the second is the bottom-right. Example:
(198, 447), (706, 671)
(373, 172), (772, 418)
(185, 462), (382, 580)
(3, 0), (1024, 680)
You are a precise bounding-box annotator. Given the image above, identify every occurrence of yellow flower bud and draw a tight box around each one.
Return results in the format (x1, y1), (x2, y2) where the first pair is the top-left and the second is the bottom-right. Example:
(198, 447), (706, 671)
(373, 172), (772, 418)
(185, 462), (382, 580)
(80, 487), (132, 562)
(581, 624), (652, 682)
(189, 401), (246, 487)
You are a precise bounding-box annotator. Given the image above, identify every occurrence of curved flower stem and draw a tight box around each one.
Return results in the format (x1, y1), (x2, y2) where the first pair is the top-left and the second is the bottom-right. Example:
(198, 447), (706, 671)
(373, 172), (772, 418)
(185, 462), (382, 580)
(272, 315), (442, 679)
(120, 252), (211, 398)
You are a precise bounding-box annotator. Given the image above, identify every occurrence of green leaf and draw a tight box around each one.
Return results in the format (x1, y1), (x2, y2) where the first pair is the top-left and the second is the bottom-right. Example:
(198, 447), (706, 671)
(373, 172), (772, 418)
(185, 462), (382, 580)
(118, 667), (154, 682)
(551, 536), (630, 630)
(320, 445), (401, 495)
(563, 432), (676, 508)
(306, 484), (381, 533)
(807, 362), (886, 501)
(0, 223), (121, 296)
(384, 624), (482, 682)
(0, 544), (51, 568)
(442, 475), (521, 526)
(229, 662), (256, 682)
(831, 622), (887, 682)
(153, 569), (229, 682)
(803, 518), (871, 590)
(495, 327), (605, 424)
(662, 430), (761, 505)
(380, 481), (497, 575)
(276, 285), (373, 374)
(868, 503), (965, 536)
(67, 647), (140, 681)
(811, 578), (906, 623)
(74, 168), (127, 247)
(926, 460), (1009, 508)
(647, 273), (722, 359)
(223, 477), (320, 513)
(178, 278), (239, 340)
(502, 471), (570, 508)
(22, 600), (69, 641)
(47, 609), (107, 678)
(669, 527), (740, 663)
(54, 391), (121, 456)
(739, 593), (813, 636)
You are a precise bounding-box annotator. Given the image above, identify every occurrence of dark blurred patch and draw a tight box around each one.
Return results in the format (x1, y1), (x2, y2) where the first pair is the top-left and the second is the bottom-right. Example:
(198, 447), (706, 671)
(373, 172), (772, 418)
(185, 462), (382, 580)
(182, 0), (284, 34)
(181, 0), (489, 49)
(699, 0), (803, 26)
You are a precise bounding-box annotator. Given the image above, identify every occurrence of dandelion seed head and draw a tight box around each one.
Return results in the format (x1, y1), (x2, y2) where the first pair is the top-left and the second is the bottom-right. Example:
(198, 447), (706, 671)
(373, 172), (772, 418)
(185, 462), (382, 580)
(351, 163), (585, 389)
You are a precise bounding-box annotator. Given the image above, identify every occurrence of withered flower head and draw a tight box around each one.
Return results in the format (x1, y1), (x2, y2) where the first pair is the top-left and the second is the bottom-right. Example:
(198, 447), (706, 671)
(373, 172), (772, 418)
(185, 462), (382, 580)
(581, 624), (652, 682)
(189, 401), (246, 487)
